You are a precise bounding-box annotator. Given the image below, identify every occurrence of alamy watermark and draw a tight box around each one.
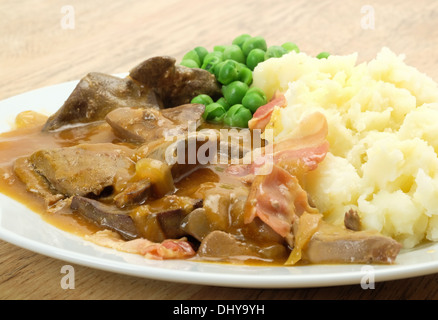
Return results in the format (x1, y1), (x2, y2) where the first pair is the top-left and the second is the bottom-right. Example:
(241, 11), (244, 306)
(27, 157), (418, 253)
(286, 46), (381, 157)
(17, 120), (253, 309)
(360, 265), (375, 289)
(361, 5), (375, 30)
(60, 264), (75, 289)
(60, 5), (75, 30)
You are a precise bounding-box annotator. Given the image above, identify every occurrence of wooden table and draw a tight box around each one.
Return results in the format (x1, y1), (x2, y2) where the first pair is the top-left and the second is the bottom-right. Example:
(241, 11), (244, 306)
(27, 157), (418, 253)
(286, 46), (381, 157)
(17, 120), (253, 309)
(1, 0), (438, 300)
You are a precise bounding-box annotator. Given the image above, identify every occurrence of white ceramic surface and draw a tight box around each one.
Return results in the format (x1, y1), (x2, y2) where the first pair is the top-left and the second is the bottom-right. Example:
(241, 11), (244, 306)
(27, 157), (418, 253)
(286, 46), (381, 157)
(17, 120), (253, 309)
(1, 79), (438, 288)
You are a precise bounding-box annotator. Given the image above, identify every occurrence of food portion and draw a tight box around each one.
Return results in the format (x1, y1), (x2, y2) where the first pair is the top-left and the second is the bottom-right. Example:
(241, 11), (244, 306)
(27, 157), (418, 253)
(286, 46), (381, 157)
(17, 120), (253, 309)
(9, 34), (438, 266)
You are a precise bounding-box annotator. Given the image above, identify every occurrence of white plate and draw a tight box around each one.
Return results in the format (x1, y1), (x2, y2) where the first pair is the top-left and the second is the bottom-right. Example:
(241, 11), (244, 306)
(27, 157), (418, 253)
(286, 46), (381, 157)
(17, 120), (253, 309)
(1, 79), (438, 289)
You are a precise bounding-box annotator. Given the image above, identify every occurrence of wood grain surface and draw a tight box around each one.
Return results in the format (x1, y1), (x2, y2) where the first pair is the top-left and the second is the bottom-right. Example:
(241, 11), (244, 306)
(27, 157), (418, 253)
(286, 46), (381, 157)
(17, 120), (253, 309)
(1, 0), (438, 300)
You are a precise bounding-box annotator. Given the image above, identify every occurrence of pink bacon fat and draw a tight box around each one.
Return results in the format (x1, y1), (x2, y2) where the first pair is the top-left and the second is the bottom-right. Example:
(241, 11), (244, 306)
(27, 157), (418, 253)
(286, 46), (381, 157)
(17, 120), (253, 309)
(85, 230), (196, 260)
(229, 111), (329, 178)
(248, 92), (287, 131)
(243, 164), (319, 238)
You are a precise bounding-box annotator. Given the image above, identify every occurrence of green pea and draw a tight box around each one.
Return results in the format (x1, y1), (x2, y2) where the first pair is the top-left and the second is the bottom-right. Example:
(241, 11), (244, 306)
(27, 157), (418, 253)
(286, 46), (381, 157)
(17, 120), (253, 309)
(191, 94), (214, 106)
(194, 46), (209, 65)
(217, 60), (239, 85)
(242, 36), (268, 56)
(222, 81), (249, 106)
(246, 48), (266, 70)
(183, 50), (201, 66)
(316, 51), (330, 59)
(238, 67), (253, 86)
(213, 61), (226, 79)
(242, 87), (267, 113)
(265, 45), (288, 60)
(213, 45), (227, 53)
(180, 59), (199, 68)
(232, 34), (252, 48)
(201, 51), (223, 72)
(203, 103), (226, 123)
(224, 104), (253, 128)
(282, 42), (300, 53)
(223, 45), (246, 64)
(216, 97), (230, 111)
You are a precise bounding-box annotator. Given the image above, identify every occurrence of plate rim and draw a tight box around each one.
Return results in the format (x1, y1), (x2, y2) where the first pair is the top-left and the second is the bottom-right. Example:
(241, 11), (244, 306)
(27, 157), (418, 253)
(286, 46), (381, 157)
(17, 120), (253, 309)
(2, 218), (438, 289)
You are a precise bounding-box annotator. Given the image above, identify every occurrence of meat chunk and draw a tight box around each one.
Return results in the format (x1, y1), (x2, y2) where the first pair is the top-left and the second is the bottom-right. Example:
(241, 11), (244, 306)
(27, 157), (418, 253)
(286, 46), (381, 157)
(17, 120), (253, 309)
(28, 143), (134, 197)
(43, 73), (160, 131)
(180, 208), (212, 241)
(344, 208), (361, 231)
(129, 56), (221, 108)
(197, 231), (255, 259)
(105, 108), (173, 143)
(161, 103), (205, 125)
(71, 196), (139, 240)
(197, 230), (287, 262)
(105, 104), (205, 143)
(301, 222), (402, 264)
(113, 179), (152, 208)
(156, 209), (189, 240)
(131, 195), (203, 242)
(13, 156), (64, 205)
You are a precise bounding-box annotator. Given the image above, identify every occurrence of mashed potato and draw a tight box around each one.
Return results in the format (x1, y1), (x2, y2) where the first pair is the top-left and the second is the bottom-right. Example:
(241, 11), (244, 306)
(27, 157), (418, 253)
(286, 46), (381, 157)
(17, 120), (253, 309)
(253, 48), (438, 248)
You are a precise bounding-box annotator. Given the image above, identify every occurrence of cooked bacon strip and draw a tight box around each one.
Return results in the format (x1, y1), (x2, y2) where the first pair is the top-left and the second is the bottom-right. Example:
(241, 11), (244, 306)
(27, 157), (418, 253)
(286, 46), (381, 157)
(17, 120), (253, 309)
(261, 111), (329, 171)
(244, 165), (318, 243)
(248, 92), (287, 131)
(141, 239), (196, 260)
(85, 230), (195, 260)
(228, 111), (329, 178)
(274, 142), (329, 175)
(272, 111), (328, 155)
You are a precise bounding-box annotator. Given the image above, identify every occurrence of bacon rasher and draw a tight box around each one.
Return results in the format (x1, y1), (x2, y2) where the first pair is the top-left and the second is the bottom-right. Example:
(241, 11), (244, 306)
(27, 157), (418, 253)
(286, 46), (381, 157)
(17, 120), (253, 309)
(248, 92), (287, 131)
(85, 230), (196, 260)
